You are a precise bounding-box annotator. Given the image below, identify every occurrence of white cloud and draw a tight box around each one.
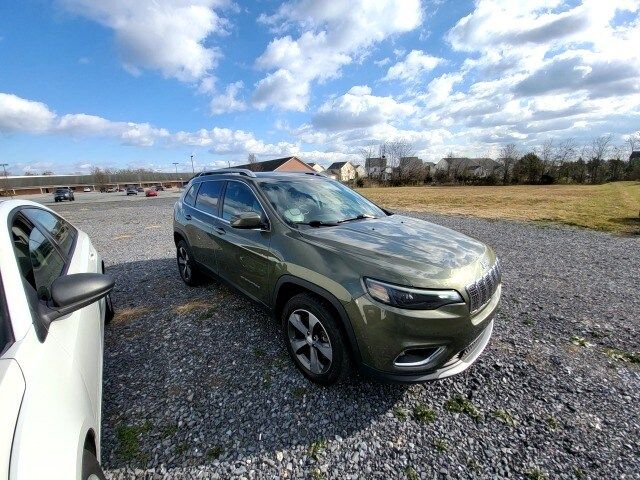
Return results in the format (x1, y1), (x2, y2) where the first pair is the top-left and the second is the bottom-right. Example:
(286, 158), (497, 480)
(253, 0), (422, 110)
(0, 93), (56, 133)
(60, 0), (230, 82)
(210, 81), (247, 115)
(312, 86), (415, 131)
(383, 50), (442, 82)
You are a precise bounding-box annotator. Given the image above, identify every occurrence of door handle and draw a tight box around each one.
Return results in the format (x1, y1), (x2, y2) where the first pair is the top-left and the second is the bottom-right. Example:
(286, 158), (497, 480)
(214, 226), (226, 235)
(184, 214), (192, 220)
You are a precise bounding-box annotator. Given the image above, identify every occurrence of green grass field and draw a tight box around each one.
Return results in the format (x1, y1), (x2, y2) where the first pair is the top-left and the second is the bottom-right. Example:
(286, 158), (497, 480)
(357, 181), (640, 235)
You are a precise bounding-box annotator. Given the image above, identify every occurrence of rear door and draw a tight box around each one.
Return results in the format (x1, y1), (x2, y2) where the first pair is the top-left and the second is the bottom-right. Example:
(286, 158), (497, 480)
(216, 180), (274, 304)
(190, 180), (225, 274)
(0, 288), (23, 480)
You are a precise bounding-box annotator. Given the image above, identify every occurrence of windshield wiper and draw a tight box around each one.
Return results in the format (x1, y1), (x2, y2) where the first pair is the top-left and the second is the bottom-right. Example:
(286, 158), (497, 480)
(338, 214), (376, 224)
(306, 220), (340, 227)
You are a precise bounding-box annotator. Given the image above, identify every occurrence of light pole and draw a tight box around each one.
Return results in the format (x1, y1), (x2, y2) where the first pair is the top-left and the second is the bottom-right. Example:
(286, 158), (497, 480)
(190, 155), (195, 174)
(0, 163), (9, 196)
(172, 162), (179, 174)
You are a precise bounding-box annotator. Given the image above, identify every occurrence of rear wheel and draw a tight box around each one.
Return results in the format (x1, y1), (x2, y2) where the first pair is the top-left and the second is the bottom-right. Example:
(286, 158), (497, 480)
(82, 449), (106, 480)
(177, 239), (201, 286)
(282, 293), (350, 385)
(104, 293), (115, 324)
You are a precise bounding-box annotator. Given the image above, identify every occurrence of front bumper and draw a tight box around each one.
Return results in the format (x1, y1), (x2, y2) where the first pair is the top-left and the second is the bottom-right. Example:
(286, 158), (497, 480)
(346, 284), (501, 383)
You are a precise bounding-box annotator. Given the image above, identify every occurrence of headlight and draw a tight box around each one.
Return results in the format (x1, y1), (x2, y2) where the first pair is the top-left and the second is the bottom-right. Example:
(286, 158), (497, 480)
(364, 278), (463, 310)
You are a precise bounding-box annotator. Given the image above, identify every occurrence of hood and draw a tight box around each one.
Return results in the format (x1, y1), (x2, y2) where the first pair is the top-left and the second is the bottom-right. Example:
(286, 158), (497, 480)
(299, 214), (491, 286)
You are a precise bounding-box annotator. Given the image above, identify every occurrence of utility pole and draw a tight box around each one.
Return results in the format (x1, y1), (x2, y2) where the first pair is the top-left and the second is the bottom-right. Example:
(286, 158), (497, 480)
(190, 155), (195, 174)
(172, 162), (179, 174)
(0, 163), (9, 196)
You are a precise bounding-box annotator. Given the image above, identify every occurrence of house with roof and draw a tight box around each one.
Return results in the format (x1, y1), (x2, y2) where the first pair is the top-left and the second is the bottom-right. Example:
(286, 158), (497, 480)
(234, 156), (316, 173)
(365, 156), (390, 179)
(326, 161), (358, 182)
(435, 157), (500, 178)
(307, 162), (325, 173)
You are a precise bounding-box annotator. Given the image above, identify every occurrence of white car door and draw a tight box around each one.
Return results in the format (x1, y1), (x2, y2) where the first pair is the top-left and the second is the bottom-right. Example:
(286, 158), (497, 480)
(2, 207), (103, 479)
(0, 293), (25, 480)
(22, 208), (104, 421)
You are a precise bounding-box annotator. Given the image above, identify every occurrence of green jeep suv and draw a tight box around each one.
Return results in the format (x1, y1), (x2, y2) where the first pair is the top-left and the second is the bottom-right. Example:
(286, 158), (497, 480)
(173, 169), (501, 385)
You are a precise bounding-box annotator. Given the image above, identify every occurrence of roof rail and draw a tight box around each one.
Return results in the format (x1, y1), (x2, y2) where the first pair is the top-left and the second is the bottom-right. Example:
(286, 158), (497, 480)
(302, 171), (327, 177)
(196, 168), (257, 178)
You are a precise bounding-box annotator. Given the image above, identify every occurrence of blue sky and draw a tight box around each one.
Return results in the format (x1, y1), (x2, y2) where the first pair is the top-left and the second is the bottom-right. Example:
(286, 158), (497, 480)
(0, 0), (639, 174)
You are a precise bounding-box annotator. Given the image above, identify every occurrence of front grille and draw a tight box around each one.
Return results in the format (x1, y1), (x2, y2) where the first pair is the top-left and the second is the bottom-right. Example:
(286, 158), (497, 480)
(466, 260), (501, 313)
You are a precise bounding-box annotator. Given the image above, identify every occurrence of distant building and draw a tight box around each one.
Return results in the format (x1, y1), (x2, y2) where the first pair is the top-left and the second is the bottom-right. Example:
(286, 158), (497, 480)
(307, 162), (325, 173)
(398, 156), (424, 175)
(326, 161), (358, 182)
(0, 172), (188, 196)
(234, 156), (316, 173)
(424, 161), (436, 176)
(355, 164), (366, 178)
(365, 156), (388, 178)
(435, 157), (500, 178)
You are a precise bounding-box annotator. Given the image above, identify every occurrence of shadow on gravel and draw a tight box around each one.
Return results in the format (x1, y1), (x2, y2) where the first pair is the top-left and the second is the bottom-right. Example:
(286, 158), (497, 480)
(101, 257), (406, 469)
(608, 216), (640, 235)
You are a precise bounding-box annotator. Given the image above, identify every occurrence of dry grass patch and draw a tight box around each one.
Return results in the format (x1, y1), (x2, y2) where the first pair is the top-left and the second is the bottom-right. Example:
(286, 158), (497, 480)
(113, 306), (150, 324)
(172, 299), (216, 315)
(357, 181), (640, 234)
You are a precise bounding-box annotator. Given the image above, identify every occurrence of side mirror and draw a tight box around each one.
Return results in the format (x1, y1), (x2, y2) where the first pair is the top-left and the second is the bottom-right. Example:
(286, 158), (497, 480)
(230, 211), (265, 229)
(40, 273), (115, 325)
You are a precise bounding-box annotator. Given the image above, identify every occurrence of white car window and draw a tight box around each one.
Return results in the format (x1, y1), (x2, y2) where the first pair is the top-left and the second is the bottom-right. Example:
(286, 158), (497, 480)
(12, 216), (66, 302)
(23, 208), (76, 257)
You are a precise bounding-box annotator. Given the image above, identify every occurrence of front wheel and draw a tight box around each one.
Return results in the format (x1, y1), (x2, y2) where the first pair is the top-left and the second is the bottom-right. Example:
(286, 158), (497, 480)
(176, 239), (201, 286)
(282, 293), (350, 385)
(82, 449), (106, 480)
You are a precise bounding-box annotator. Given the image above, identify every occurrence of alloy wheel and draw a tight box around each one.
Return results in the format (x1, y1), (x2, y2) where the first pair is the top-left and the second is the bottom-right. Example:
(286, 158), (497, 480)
(287, 309), (333, 374)
(177, 246), (191, 282)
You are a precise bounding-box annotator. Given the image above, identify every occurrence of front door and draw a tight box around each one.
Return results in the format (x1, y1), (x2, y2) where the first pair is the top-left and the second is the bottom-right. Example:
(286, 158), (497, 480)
(215, 181), (274, 305)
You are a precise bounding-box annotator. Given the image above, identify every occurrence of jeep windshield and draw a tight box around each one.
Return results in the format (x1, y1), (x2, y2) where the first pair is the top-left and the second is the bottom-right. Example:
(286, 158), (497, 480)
(258, 177), (385, 226)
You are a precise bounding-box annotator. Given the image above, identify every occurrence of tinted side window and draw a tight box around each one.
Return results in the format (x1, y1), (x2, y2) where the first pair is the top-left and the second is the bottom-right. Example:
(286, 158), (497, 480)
(0, 288), (11, 355)
(195, 181), (223, 215)
(12, 217), (65, 301)
(23, 208), (76, 257)
(183, 184), (198, 207)
(222, 182), (264, 221)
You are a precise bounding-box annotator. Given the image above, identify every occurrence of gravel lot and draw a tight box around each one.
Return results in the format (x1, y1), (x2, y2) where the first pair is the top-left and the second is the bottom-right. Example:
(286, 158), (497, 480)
(46, 195), (640, 480)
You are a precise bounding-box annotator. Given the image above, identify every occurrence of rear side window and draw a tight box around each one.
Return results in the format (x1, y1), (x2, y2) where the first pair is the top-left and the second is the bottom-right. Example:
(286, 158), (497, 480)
(12, 217), (66, 302)
(222, 182), (265, 221)
(0, 281), (12, 355)
(183, 184), (198, 207)
(195, 181), (223, 215)
(23, 208), (76, 257)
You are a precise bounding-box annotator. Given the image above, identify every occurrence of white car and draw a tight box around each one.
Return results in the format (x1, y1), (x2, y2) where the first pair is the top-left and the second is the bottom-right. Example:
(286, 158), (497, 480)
(0, 200), (114, 479)
(83, 187), (91, 193)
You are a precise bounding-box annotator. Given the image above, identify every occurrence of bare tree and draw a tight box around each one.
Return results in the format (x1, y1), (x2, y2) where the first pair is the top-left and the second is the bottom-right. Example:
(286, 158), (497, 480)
(91, 167), (109, 192)
(247, 153), (261, 172)
(358, 145), (377, 162)
(555, 138), (577, 163)
(626, 132), (640, 154)
(587, 134), (612, 183)
(498, 143), (518, 184)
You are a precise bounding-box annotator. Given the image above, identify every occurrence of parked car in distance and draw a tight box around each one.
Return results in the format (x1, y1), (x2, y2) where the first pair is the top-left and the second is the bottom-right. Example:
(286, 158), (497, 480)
(126, 187), (138, 196)
(83, 187), (91, 193)
(53, 187), (74, 202)
(145, 188), (158, 197)
(105, 187), (116, 193)
(173, 169), (501, 385)
(154, 185), (165, 191)
(136, 187), (144, 192)
(0, 199), (115, 478)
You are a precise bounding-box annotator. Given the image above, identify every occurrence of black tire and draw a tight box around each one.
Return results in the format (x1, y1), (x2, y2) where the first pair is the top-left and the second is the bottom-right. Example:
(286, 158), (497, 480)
(81, 449), (106, 480)
(104, 293), (115, 324)
(176, 239), (202, 286)
(282, 293), (350, 385)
